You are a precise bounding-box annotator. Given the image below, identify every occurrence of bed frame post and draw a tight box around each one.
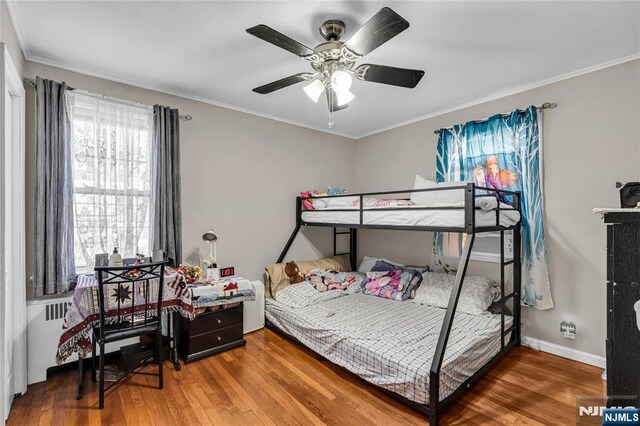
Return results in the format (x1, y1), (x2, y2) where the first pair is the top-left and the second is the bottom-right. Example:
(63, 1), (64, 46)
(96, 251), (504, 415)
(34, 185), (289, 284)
(277, 197), (303, 263)
(349, 228), (358, 271)
(429, 233), (476, 425)
(464, 183), (476, 233)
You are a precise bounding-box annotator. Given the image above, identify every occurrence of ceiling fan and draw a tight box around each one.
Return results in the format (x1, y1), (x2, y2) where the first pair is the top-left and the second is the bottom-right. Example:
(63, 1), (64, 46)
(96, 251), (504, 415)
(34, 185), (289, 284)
(246, 7), (425, 115)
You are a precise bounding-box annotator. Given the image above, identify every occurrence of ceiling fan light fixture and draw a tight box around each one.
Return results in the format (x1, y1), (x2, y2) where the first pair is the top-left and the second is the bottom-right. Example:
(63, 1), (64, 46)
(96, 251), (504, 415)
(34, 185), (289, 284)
(303, 79), (325, 103)
(335, 89), (355, 106)
(331, 70), (352, 93)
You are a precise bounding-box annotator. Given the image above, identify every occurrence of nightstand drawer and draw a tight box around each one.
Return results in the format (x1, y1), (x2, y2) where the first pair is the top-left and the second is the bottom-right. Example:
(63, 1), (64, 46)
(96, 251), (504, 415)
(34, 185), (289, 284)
(188, 324), (244, 354)
(190, 306), (243, 336)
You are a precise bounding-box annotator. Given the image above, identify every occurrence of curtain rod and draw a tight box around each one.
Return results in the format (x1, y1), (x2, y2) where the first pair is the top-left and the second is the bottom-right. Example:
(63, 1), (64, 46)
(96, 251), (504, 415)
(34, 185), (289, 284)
(433, 102), (557, 134)
(23, 77), (192, 121)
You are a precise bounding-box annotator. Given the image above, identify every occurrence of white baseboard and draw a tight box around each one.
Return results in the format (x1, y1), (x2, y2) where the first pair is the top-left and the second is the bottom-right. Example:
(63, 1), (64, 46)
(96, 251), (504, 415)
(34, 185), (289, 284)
(522, 335), (606, 369)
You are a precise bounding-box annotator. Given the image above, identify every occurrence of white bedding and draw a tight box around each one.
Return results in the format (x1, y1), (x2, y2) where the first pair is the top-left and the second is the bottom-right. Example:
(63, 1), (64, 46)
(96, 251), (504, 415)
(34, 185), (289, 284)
(266, 292), (512, 404)
(302, 205), (520, 228)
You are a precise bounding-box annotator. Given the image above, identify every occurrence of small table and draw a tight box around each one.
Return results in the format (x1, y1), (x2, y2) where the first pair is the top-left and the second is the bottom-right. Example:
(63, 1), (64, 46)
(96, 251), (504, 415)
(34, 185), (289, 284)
(57, 270), (195, 369)
(58, 272), (256, 398)
(178, 303), (246, 363)
(59, 269), (195, 399)
(177, 276), (256, 363)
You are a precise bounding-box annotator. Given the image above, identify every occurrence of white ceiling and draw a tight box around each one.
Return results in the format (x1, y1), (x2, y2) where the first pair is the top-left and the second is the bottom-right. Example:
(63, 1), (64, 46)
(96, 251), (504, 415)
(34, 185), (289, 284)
(8, 1), (640, 139)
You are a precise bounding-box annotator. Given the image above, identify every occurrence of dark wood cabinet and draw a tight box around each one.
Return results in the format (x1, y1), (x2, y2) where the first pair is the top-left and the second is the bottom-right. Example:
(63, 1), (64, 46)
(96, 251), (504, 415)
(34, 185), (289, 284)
(177, 303), (246, 363)
(603, 212), (640, 407)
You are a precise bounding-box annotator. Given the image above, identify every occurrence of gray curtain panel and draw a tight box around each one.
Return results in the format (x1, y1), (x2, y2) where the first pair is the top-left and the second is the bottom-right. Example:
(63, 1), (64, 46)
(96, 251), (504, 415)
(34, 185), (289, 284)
(34, 77), (76, 296)
(151, 105), (183, 266)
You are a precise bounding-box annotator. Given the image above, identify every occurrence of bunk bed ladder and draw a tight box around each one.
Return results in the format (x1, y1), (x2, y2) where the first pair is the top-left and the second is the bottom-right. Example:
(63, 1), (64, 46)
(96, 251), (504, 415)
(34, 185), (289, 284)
(333, 227), (358, 271)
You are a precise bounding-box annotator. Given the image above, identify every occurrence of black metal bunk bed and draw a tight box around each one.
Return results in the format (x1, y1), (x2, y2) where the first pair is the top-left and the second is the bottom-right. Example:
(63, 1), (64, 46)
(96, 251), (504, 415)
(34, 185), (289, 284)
(270, 182), (522, 425)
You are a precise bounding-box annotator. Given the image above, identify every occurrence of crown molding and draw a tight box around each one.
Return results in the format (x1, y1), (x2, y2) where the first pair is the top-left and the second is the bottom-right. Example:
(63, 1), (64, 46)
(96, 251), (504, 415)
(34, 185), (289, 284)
(23, 51), (640, 141)
(354, 52), (640, 139)
(25, 55), (357, 139)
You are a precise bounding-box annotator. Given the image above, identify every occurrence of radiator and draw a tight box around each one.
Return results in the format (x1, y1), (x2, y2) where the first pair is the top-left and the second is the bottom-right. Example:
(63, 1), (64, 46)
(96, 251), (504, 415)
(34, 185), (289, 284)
(26, 296), (73, 385)
(26, 296), (135, 385)
(244, 281), (265, 333)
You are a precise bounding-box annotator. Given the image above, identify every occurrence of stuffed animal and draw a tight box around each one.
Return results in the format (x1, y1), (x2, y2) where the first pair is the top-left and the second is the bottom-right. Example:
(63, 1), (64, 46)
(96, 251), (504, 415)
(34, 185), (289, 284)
(328, 186), (347, 196)
(284, 261), (304, 284)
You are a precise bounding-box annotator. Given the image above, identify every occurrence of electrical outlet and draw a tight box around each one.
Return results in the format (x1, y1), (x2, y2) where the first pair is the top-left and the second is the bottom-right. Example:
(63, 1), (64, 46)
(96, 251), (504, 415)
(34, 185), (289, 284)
(560, 321), (576, 340)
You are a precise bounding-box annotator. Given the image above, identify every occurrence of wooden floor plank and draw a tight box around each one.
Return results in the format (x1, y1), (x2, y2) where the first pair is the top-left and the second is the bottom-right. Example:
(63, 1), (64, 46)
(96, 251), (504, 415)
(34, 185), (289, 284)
(8, 329), (603, 425)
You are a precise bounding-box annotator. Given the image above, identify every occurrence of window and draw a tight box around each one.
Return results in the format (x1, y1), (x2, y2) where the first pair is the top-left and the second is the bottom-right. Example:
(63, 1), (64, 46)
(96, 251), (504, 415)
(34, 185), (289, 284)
(470, 231), (513, 263)
(66, 91), (154, 273)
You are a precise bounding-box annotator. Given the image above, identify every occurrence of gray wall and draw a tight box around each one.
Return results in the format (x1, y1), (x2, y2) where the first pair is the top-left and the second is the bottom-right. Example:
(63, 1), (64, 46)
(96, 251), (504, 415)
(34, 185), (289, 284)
(355, 59), (640, 357)
(23, 61), (356, 298)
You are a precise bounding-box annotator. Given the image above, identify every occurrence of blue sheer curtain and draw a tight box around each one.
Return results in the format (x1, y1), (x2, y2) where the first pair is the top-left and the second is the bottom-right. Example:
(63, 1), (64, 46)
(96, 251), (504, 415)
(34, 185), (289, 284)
(434, 106), (553, 309)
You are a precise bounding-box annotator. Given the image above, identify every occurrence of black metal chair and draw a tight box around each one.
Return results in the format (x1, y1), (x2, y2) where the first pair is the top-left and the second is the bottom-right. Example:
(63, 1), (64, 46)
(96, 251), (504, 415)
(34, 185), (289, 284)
(92, 261), (167, 409)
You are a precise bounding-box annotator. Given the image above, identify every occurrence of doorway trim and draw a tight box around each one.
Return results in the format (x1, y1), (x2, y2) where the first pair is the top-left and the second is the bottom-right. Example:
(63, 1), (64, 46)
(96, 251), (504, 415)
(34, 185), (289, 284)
(0, 42), (27, 422)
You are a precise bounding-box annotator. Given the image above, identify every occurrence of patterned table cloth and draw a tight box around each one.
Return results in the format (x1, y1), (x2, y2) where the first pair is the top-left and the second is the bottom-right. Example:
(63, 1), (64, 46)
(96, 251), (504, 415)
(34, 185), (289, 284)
(57, 272), (256, 364)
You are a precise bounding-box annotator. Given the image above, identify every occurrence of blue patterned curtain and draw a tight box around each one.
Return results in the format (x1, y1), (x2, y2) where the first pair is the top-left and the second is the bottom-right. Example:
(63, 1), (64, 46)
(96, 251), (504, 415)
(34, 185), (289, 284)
(434, 106), (553, 309)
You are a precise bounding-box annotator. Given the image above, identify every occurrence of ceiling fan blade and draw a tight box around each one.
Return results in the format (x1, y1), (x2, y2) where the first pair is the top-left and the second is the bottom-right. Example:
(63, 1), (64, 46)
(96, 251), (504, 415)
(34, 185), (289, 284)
(253, 73), (314, 94)
(344, 7), (410, 57)
(246, 24), (316, 58)
(354, 64), (425, 88)
(326, 89), (348, 113)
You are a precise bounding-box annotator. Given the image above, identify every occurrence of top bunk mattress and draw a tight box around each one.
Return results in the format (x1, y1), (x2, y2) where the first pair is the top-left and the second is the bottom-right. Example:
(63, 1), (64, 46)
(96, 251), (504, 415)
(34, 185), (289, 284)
(266, 292), (512, 405)
(301, 206), (520, 228)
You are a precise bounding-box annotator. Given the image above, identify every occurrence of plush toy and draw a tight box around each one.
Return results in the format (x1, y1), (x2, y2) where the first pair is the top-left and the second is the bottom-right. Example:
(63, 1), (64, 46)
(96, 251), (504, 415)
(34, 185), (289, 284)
(300, 190), (328, 210)
(328, 186), (347, 196)
(284, 261), (304, 284)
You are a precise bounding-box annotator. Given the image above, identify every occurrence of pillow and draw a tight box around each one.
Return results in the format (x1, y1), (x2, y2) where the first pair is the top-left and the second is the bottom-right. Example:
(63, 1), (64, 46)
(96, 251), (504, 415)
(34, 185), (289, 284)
(357, 255), (404, 273)
(265, 254), (351, 297)
(413, 271), (497, 315)
(410, 175), (467, 206)
(361, 270), (416, 301)
(321, 196), (358, 209)
(371, 261), (424, 295)
(303, 269), (365, 292)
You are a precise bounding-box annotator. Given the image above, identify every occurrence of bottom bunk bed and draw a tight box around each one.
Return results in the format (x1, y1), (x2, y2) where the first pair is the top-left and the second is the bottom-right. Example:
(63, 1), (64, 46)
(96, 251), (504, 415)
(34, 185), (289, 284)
(266, 292), (512, 406)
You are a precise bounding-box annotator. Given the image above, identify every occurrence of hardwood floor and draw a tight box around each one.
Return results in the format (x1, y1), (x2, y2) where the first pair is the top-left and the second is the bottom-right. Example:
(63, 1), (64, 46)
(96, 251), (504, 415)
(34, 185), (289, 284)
(8, 328), (603, 425)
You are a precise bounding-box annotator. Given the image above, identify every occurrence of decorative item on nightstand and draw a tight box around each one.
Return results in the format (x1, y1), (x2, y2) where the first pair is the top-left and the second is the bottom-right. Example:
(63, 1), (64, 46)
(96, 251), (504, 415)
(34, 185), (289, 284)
(220, 266), (235, 278)
(177, 264), (203, 284)
(202, 229), (220, 279)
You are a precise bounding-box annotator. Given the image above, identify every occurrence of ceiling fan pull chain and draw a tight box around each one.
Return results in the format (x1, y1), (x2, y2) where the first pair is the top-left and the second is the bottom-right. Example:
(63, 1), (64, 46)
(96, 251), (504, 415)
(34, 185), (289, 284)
(328, 94), (335, 129)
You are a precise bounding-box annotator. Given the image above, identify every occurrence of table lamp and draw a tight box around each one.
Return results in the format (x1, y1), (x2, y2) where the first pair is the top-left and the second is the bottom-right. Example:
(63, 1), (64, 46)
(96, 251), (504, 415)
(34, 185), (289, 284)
(202, 229), (220, 279)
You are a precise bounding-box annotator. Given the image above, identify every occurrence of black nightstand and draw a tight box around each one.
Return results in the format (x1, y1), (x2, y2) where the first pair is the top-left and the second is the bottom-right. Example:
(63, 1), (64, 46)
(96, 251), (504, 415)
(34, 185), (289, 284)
(177, 303), (246, 363)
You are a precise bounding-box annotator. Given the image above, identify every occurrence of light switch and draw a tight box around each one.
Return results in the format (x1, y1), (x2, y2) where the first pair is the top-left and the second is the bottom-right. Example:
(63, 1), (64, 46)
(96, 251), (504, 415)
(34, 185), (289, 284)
(635, 300), (640, 332)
